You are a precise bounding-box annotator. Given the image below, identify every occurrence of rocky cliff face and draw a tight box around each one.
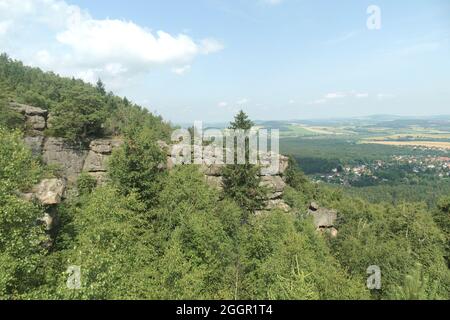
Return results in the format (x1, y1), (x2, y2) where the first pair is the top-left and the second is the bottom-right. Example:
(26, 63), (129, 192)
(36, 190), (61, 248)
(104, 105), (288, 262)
(158, 141), (291, 213)
(13, 103), (123, 185)
(14, 103), (291, 213)
(13, 103), (124, 242)
(11, 103), (339, 242)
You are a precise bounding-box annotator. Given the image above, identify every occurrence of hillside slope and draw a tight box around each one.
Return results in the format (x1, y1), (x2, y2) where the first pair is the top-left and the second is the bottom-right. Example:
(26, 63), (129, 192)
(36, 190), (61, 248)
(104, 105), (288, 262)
(0, 55), (449, 300)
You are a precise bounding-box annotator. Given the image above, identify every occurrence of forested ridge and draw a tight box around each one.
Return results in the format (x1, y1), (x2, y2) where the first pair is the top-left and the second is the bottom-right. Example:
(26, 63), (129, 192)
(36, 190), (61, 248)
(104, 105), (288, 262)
(1, 54), (449, 300)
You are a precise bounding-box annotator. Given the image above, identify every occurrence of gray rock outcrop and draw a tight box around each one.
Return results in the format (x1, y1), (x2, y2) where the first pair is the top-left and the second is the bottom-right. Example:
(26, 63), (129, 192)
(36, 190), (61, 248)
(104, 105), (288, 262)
(82, 139), (123, 185)
(32, 178), (66, 205)
(307, 202), (338, 237)
(11, 102), (48, 137)
(24, 136), (45, 156)
(260, 175), (286, 200)
(43, 138), (88, 182)
(12, 103), (291, 214)
(160, 141), (291, 212)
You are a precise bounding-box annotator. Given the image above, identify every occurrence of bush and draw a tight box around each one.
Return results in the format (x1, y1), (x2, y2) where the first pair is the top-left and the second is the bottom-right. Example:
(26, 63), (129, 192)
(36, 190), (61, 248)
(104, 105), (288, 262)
(77, 172), (97, 196)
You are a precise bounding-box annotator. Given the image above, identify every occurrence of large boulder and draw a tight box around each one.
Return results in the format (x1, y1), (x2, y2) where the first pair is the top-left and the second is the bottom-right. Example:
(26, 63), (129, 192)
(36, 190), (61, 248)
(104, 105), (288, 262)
(32, 178), (66, 205)
(308, 207), (337, 229)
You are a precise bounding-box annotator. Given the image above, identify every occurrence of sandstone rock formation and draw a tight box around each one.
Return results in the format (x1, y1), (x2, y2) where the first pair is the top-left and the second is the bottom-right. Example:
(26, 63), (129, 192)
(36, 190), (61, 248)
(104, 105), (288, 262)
(24, 136), (45, 156)
(32, 178), (66, 205)
(82, 139), (123, 185)
(260, 175), (286, 200)
(19, 178), (66, 238)
(11, 103), (124, 185)
(43, 138), (88, 182)
(308, 202), (338, 237)
(160, 141), (291, 212)
(13, 103), (291, 214)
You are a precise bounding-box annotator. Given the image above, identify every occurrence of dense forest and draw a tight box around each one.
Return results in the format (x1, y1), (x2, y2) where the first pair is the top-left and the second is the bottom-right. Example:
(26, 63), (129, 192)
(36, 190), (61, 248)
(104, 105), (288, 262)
(0, 54), (449, 300)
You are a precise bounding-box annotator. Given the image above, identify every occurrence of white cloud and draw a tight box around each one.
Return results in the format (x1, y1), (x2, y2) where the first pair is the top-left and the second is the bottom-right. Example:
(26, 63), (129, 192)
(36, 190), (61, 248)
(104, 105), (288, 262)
(172, 65), (191, 75)
(237, 98), (249, 105)
(325, 92), (346, 99)
(199, 38), (224, 54)
(0, 0), (223, 86)
(309, 91), (371, 105)
(218, 101), (228, 107)
(288, 99), (295, 104)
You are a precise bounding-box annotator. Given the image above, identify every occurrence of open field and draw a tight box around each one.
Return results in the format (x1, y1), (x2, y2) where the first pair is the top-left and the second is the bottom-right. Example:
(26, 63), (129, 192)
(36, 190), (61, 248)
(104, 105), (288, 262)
(280, 124), (357, 137)
(361, 140), (450, 150)
(366, 133), (450, 141)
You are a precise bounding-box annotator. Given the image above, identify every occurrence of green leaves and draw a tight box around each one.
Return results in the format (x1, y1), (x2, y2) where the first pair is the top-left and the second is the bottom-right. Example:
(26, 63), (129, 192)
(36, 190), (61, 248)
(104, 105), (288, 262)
(109, 127), (166, 206)
(0, 128), (41, 194)
(0, 128), (47, 298)
(229, 110), (254, 131)
(46, 84), (106, 144)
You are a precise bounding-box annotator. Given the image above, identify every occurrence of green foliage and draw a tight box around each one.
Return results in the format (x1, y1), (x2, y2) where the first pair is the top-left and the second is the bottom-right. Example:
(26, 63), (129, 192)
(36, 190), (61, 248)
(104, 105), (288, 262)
(1, 54), (448, 301)
(0, 128), (41, 193)
(77, 172), (97, 196)
(0, 128), (47, 298)
(229, 110), (254, 131)
(0, 194), (48, 298)
(222, 111), (267, 214)
(222, 164), (267, 214)
(284, 156), (310, 190)
(237, 212), (369, 299)
(0, 82), (23, 130)
(0, 53), (172, 143)
(434, 196), (450, 267)
(149, 166), (242, 299)
(389, 263), (442, 300)
(327, 198), (450, 299)
(38, 186), (155, 299)
(95, 79), (106, 96)
(46, 83), (106, 144)
(109, 127), (166, 206)
(437, 196), (450, 214)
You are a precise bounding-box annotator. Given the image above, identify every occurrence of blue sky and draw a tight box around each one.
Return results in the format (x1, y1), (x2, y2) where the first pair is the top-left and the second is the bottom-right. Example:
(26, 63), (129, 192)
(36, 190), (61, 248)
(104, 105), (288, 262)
(1, 0), (449, 123)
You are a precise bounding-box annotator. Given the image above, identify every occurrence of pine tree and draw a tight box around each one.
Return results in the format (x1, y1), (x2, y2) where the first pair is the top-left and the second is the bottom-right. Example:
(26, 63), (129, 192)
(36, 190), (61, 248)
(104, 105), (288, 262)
(222, 111), (266, 215)
(229, 110), (253, 131)
(96, 79), (106, 96)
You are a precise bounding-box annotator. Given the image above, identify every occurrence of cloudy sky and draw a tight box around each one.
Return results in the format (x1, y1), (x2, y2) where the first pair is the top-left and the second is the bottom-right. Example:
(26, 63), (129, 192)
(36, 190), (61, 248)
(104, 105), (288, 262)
(1, 0), (449, 123)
